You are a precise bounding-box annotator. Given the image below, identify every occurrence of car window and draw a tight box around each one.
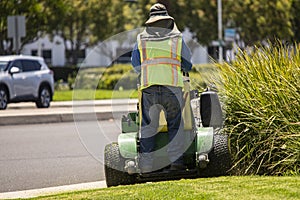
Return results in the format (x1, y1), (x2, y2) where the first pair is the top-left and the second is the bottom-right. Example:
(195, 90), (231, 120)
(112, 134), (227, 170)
(0, 61), (8, 71)
(33, 61), (42, 70)
(22, 60), (41, 72)
(11, 60), (23, 72)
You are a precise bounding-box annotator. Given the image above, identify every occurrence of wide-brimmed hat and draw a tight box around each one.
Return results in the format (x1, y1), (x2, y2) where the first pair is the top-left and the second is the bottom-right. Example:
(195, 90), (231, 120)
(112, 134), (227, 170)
(145, 3), (174, 25)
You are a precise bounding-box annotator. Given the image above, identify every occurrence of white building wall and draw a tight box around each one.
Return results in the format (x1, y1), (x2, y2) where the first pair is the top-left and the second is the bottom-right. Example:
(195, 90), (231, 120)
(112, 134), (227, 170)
(22, 35), (66, 66)
(81, 47), (111, 67)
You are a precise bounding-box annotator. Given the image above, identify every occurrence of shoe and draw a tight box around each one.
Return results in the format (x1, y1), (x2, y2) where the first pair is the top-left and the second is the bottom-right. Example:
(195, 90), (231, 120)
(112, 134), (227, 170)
(169, 163), (186, 171)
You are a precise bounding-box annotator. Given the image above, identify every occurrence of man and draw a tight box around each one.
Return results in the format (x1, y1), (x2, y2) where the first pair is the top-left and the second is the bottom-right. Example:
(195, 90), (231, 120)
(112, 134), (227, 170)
(131, 3), (192, 173)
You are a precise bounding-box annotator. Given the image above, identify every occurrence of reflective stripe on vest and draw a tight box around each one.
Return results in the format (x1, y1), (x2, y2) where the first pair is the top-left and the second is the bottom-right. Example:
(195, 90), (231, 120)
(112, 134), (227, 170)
(138, 36), (183, 89)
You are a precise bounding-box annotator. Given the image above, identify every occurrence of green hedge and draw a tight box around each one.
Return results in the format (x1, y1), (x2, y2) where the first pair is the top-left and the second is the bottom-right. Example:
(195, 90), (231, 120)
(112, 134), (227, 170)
(190, 64), (220, 90)
(69, 64), (138, 90)
(216, 43), (300, 175)
(70, 64), (212, 91)
(97, 64), (138, 90)
(50, 66), (78, 82)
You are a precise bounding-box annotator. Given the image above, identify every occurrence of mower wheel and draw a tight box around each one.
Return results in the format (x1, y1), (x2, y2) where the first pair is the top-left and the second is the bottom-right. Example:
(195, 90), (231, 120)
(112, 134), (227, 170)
(199, 134), (231, 177)
(104, 143), (137, 187)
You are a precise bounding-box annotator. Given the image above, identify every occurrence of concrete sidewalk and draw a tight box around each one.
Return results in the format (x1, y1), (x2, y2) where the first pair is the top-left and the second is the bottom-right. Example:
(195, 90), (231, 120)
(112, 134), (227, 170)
(0, 99), (138, 126)
(0, 181), (107, 199)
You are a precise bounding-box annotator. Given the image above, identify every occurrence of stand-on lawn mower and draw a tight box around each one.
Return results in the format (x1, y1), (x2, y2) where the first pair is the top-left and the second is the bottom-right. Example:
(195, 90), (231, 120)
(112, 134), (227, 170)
(104, 76), (231, 187)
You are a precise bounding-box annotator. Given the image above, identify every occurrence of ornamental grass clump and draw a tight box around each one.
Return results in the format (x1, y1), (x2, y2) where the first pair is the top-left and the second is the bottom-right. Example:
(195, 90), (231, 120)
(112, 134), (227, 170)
(217, 43), (300, 175)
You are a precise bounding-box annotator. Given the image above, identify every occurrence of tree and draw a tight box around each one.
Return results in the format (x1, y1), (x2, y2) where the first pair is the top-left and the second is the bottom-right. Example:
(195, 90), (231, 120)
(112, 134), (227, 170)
(51, 0), (91, 65)
(1, 0), (299, 62)
(89, 0), (113, 43)
(90, 0), (130, 63)
(0, 0), (51, 54)
(0, 1), (14, 54)
(54, 0), (130, 65)
(182, 0), (218, 45)
(223, 0), (293, 46)
(137, 0), (295, 47)
(126, 0), (218, 45)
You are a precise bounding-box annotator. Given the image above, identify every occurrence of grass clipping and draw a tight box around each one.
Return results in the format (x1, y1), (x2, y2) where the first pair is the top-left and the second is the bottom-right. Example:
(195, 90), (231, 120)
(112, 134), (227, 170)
(216, 43), (300, 175)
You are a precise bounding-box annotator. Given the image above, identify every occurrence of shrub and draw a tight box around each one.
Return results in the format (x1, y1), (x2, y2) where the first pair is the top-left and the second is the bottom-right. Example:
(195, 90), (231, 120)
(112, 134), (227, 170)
(65, 64), (138, 90)
(216, 43), (300, 175)
(55, 79), (70, 90)
(190, 64), (220, 90)
(64, 63), (213, 91)
(73, 68), (103, 90)
(50, 66), (78, 82)
(97, 64), (138, 90)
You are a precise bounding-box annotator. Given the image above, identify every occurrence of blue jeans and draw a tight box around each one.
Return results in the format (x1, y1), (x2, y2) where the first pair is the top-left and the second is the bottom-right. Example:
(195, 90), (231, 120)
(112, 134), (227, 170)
(139, 85), (184, 170)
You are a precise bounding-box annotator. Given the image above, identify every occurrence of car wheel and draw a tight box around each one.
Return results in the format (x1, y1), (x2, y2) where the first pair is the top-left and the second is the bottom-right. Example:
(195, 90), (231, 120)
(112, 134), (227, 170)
(36, 86), (51, 108)
(0, 87), (8, 110)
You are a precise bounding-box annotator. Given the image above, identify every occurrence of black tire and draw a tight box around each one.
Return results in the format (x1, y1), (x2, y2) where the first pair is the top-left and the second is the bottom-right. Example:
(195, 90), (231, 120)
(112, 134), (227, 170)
(199, 134), (231, 177)
(104, 143), (137, 187)
(0, 87), (8, 110)
(36, 86), (51, 108)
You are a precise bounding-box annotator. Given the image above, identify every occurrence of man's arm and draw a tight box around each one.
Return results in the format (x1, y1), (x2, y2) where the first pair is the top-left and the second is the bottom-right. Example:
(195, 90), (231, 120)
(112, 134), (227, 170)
(131, 43), (141, 74)
(181, 40), (192, 72)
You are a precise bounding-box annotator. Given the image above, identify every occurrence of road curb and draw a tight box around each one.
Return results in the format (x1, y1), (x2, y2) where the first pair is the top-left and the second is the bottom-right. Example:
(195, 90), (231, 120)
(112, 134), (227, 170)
(0, 99), (138, 126)
(7, 99), (138, 109)
(0, 181), (107, 199)
(0, 111), (130, 126)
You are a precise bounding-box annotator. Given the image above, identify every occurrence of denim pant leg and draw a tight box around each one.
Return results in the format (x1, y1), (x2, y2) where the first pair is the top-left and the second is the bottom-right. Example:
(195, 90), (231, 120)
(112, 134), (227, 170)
(162, 86), (185, 164)
(139, 88), (160, 168)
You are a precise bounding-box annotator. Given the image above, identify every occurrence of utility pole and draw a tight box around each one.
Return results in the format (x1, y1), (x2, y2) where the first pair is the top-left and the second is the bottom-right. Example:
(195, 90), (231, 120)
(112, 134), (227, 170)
(217, 0), (223, 63)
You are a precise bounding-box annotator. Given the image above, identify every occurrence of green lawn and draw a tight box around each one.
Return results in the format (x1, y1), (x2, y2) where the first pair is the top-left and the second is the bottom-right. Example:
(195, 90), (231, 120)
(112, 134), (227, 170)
(53, 89), (138, 101)
(29, 176), (299, 200)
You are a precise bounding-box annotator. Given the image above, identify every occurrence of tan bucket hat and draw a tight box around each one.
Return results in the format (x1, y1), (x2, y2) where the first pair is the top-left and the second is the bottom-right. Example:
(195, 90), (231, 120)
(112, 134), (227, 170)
(145, 3), (174, 25)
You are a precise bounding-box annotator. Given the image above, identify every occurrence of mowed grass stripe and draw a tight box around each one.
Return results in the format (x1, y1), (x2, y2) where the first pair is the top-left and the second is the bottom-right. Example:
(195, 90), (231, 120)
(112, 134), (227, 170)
(29, 176), (300, 200)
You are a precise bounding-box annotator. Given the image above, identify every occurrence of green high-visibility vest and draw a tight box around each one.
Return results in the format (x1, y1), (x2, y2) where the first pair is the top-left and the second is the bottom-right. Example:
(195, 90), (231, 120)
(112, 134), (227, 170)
(137, 35), (183, 89)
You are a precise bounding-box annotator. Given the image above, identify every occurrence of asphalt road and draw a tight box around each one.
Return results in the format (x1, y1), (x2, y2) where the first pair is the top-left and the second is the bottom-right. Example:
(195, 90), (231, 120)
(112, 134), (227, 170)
(0, 120), (121, 193)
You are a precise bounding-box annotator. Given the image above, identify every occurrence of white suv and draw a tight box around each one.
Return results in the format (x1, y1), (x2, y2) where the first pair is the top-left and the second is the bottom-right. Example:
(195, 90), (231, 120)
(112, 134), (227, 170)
(0, 55), (54, 110)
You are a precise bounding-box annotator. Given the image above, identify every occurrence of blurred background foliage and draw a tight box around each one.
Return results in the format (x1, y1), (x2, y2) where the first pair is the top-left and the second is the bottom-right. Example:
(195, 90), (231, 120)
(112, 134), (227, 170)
(63, 63), (214, 91)
(1, 0), (300, 57)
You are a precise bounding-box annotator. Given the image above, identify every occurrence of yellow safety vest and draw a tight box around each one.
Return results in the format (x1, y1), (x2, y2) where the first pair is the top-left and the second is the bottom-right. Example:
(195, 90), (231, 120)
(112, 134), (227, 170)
(137, 35), (183, 89)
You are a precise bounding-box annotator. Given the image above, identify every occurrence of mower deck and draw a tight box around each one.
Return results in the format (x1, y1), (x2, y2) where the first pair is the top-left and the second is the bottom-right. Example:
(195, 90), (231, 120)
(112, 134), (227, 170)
(138, 168), (199, 182)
